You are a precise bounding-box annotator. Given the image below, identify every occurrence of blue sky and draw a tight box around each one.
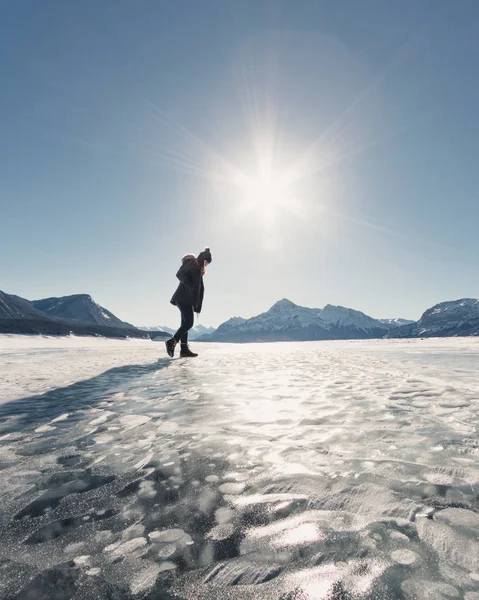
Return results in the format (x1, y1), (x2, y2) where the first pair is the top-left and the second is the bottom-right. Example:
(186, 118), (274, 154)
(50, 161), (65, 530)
(1, 0), (478, 327)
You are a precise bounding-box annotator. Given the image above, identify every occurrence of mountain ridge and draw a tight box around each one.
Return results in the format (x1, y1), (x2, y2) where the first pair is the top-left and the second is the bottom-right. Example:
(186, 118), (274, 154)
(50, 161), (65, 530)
(139, 324), (216, 340)
(198, 299), (393, 343)
(31, 294), (134, 329)
(0, 291), (54, 321)
(379, 318), (415, 328)
(0, 290), (164, 339)
(2, 290), (478, 341)
(389, 298), (479, 338)
(197, 297), (479, 343)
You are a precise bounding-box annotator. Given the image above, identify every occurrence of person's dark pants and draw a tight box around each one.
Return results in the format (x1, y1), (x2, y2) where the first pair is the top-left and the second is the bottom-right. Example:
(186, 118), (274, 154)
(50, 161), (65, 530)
(173, 303), (194, 346)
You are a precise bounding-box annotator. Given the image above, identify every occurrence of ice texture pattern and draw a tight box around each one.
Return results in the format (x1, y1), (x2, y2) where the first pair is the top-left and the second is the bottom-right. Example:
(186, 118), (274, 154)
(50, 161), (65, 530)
(0, 335), (478, 599)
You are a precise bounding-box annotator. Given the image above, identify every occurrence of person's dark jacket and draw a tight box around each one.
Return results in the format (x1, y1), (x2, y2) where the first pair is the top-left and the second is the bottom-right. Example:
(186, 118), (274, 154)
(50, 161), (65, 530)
(170, 256), (205, 313)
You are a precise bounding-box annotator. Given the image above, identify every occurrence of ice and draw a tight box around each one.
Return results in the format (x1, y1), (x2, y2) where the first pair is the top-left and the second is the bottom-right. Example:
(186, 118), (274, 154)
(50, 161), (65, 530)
(215, 506), (235, 523)
(34, 424), (56, 433)
(0, 335), (160, 403)
(391, 549), (420, 565)
(121, 524), (146, 540)
(133, 452), (153, 470)
(416, 510), (479, 571)
(73, 555), (91, 566)
(88, 410), (115, 426)
(118, 414), (151, 430)
(64, 542), (86, 554)
(50, 413), (69, 423)
(401, 579), (460, 599)
(0, 336), (478, 598)
(434, 507), (479, 528)
(148, 528), (191, 544)
(204, 558), (283, 585)
(157, 544), (176, 559)
(157, 561), (177, 573)
(109, 537), (148, 558)
(206, 523), (236, 541)
(218, 482), (246, 495)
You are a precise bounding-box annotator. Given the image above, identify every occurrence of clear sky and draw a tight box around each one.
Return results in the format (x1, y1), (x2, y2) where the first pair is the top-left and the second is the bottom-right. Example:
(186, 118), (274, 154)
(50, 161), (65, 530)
(1, 0), (479, 328)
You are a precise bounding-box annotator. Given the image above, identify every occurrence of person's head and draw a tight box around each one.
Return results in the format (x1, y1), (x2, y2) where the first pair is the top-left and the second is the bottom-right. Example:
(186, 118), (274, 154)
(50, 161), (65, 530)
(197, 247), (212, 268)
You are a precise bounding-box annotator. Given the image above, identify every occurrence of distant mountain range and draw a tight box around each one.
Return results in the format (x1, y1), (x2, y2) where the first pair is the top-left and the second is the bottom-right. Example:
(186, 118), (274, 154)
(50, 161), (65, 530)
(198, 299), (396, 342)
(2, 289), (477, 341)
(0, 291), (169, 339)
(379, 318), (415, 328)
(139, 324), (216, 341)
(32, 295), (134, 329)
(390, 298), (479, 338)
(197, 298), (479, 343)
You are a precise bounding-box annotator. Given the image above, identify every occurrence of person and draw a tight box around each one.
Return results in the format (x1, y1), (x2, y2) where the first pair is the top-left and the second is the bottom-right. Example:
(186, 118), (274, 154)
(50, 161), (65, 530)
(166, 247), (212, 358)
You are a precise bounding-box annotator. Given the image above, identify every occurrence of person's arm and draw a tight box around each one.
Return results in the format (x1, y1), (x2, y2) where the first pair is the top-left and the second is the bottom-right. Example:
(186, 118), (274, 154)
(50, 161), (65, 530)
(191, 269), (202, 312)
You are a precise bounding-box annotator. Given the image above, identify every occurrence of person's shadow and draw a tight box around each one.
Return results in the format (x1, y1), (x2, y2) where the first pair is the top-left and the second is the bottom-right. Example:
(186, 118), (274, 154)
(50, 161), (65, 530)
(0, 358), (171, 436)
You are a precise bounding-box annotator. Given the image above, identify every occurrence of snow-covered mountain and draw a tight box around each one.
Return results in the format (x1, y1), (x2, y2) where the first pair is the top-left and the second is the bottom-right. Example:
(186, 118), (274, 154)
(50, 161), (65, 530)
(210, 317), (247, 337)
(31, 294), (134, 329)
(0, 290), (148, 339)
(0, 291), (52, 320)
(198, 299), (390, 342)
(140, 325), (176, 334)
(379, 318), (415, 329)
(390, 298), (479, 338)
(139, 324), (216, 340)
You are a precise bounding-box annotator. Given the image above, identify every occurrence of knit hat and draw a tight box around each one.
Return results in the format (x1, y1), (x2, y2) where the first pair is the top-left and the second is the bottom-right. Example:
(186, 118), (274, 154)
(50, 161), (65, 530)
(197, 247), (212, 265)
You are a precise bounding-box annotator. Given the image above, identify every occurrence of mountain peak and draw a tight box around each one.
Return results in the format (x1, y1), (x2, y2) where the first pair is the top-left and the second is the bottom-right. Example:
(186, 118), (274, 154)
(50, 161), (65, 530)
(270, 298), (297, 311)
(323, 304), (347, 311)
(379, 318), (415, 328)
(200, 298), (390, 342)
(31, 294), (134, 329)
(420, 298), (479, 323)
(429, 298), (478, 310)
(390, 297), (479, 338)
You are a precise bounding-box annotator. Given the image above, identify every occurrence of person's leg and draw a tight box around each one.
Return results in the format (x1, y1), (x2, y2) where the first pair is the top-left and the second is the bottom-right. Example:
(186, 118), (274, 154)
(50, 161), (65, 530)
(166, 304), (191, 357)
(174, 304), (193, 343)
(179, 306), (194, 346)
(179, 306), (198, 357)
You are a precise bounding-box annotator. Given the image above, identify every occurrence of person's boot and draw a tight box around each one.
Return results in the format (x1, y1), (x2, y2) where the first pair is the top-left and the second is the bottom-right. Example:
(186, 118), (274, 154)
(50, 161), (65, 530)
(165, 337), (177, 358)
(180, 345), (198, 358)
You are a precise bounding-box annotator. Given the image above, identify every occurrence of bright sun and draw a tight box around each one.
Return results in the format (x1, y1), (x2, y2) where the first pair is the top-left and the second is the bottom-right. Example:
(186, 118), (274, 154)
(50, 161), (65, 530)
(231, 163), (298, 223)
(243, 173), (286, 209)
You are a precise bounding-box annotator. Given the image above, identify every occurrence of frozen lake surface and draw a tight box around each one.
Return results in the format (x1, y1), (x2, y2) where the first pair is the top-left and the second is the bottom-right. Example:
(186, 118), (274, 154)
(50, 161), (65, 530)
(0, 335), (478, 599)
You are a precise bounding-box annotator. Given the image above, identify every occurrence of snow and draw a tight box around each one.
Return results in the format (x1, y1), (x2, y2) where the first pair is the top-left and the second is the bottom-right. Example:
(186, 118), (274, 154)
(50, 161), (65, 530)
(319, 303), (379, 329)
(0, 335), (159, 403)
(380, 318), (415, 327)
(412, 298), (479, 337)
(215, 316), (248, 332)
(214, 299), (388, 338)
(0, 335), (478, 598)
(139, 324), (216, 339)
(42, 299), (63, 312)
